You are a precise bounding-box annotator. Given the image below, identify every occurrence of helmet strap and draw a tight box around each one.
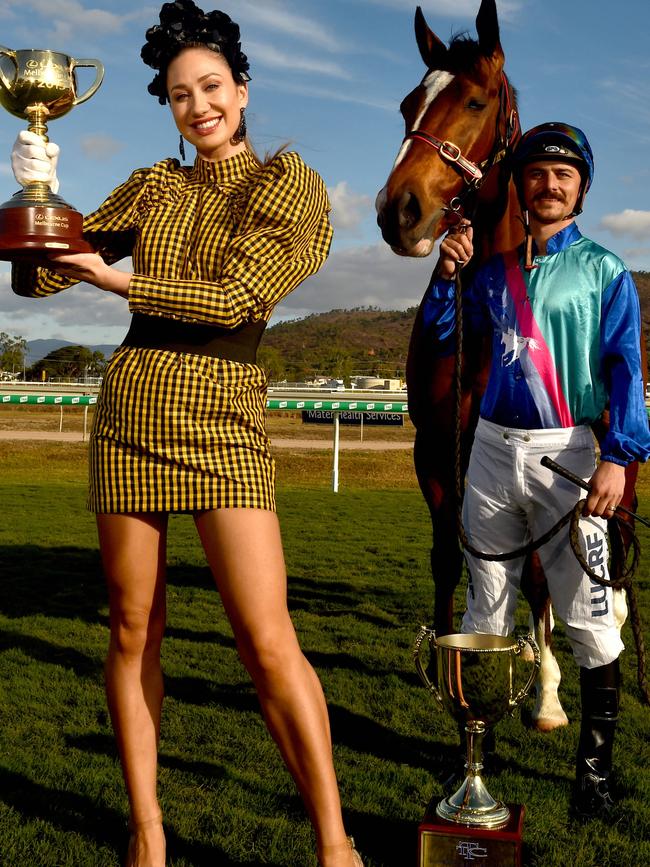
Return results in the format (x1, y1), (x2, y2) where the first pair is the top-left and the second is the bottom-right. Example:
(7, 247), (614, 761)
(522, 210), (538, 272)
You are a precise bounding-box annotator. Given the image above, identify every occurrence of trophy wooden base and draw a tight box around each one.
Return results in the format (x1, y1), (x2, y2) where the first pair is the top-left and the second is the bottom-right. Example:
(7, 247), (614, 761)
(418, 798), (525, 866)
(0, 202), (92, 262)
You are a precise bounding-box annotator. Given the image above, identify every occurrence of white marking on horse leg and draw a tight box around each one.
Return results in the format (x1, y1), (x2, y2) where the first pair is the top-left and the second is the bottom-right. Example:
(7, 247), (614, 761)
(613, 587), (627, 632)
(529, 609), (569, 732)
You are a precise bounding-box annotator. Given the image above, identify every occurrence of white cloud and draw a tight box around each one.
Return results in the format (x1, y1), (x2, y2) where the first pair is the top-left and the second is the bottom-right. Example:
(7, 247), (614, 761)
(622, 247), (650, 263)
(237, 1), (344, 53)
(256, 78), (394, 112)
(328, 182), (373, 234)
(277, 241), (435, 318)
(15, 0), (125, 37)
(80, 134), (124, 161)
(245, 40), (350, 79)
(0, 278), (130, 339)
(599, 79), (650, 127)
(599, 210), (650, 241)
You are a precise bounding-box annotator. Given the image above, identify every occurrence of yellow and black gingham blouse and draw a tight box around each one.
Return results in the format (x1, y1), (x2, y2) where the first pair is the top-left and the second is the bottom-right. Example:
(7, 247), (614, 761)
(12, 149), (333, 512)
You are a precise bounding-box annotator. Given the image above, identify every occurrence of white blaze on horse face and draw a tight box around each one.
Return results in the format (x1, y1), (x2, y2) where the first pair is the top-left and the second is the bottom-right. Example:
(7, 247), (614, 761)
(391, 70), (455, 171)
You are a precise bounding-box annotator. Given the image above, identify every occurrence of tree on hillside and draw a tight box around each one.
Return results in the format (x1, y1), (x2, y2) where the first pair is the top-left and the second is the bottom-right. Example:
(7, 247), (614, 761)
(257, 345), (287, 382)
(28, 345), (107, 381)
(0, 332), (27, 378)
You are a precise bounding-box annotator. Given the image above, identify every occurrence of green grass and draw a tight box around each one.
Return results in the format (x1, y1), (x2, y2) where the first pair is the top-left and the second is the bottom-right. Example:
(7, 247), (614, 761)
(0, 443), (649, 866)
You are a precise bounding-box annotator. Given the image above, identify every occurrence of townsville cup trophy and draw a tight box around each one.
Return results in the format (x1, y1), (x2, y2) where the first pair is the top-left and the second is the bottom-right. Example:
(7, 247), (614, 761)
(0, 46), (104, 260)
(413, 629), (540, 866)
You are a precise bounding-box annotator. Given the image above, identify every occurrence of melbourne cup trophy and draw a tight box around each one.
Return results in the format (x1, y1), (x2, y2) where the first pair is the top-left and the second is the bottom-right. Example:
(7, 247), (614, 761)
(414, 628), (540, 866)
(0, 46), (104, 260)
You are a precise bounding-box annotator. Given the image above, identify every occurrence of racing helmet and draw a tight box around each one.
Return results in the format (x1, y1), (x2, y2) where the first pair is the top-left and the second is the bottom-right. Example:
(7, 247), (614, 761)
(512, 122), (594, 216)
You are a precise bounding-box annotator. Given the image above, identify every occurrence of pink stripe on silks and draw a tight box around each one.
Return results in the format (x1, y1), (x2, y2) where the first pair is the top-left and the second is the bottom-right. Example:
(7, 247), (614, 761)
(503, 251), (574, 426)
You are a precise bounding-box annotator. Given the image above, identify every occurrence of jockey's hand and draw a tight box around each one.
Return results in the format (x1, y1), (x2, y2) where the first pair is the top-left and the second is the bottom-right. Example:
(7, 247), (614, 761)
(437, 219), (473, 279)
(11, 130), (60, 194)
(583, 460), (626, 519)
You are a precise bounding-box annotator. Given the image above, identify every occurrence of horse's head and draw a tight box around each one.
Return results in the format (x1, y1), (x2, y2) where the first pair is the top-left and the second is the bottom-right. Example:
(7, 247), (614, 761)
(376, 0), (517, 258)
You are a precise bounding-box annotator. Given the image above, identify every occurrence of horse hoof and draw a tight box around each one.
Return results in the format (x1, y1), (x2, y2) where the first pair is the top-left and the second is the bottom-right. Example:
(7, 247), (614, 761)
(533, 713), (569, 732)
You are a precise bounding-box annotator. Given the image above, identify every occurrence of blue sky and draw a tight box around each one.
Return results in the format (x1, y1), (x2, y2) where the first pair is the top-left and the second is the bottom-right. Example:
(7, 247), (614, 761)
(1, 0), (649, 346)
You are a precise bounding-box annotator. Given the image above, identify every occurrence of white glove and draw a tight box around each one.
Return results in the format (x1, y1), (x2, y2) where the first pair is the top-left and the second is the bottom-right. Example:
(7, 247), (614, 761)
(11, 129), (60, 194)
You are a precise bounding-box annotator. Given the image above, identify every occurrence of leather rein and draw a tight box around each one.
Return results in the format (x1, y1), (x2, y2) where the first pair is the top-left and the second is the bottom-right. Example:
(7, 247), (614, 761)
(403, 72), (520, 216)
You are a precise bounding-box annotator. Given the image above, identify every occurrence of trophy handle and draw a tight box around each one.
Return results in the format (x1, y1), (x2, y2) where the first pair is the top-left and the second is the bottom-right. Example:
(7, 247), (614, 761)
(70, 58), (105, 106)
(509, 634), (541, 710)
(0, 45), (17, 93)
(413, 625), (444, 707)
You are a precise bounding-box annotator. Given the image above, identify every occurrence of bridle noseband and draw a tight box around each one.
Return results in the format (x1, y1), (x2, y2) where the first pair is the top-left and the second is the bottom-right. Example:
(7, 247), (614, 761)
(403, 72), (520, 215)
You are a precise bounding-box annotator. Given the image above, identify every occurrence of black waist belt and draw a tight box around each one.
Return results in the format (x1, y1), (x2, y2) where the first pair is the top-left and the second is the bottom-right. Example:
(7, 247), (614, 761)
(121, 313), (267, 364)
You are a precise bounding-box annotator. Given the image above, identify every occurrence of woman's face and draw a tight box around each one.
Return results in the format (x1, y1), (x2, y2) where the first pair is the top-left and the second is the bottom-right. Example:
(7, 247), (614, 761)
(167, 46), (248, 162)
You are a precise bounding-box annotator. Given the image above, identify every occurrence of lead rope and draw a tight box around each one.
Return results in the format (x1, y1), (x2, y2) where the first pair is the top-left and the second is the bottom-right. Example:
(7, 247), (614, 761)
(451, 263), (649, 701)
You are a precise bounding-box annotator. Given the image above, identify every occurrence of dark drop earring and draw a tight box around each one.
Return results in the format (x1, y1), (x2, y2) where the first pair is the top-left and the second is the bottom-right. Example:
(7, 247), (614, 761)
(230, 109), (247, 146)
(179, 135), (186, 161)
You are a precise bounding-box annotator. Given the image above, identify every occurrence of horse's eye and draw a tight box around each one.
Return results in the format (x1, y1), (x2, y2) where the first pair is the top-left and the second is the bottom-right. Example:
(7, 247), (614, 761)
(467, 98), (486, 111)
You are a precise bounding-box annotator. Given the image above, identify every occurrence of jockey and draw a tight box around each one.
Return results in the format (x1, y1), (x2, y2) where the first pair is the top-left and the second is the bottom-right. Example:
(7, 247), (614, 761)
(422, 121), (650, 819)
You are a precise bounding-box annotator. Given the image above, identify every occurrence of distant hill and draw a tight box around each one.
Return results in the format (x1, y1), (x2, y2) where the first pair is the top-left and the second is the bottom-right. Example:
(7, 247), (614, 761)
(260, 307), (417, 380)
(26, 338), (118, 365)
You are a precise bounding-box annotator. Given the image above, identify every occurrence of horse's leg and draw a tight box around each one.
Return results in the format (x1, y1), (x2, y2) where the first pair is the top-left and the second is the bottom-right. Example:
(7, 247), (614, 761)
(414, 431), (463, 635)
(428, 507), (464, 636)
(521, 552), (569, 732)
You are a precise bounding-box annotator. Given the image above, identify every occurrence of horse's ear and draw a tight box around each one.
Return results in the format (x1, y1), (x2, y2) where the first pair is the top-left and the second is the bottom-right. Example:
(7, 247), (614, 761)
(476, 0), (501, 56)
(414, 6), (448, 70)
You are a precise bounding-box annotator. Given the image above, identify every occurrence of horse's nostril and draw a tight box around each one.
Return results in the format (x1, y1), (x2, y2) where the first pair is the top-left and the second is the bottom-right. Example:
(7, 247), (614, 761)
(398, 191), (421, 229)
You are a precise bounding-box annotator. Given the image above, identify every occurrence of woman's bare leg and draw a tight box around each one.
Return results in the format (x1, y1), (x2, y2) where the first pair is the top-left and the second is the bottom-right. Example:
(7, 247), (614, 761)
(97, 512), (168, 867)
(194, 508), (358, 867)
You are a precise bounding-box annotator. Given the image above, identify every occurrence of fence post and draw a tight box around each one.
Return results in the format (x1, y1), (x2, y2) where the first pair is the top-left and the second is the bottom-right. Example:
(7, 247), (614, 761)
(332, 412), (340, 493)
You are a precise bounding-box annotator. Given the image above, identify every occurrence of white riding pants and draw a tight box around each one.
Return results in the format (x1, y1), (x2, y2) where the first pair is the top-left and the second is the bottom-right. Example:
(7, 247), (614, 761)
(460, 418), (624, 669)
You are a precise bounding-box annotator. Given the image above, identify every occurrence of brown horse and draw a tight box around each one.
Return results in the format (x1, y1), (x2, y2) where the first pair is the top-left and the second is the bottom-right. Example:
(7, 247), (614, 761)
(376, 0), (616, 731)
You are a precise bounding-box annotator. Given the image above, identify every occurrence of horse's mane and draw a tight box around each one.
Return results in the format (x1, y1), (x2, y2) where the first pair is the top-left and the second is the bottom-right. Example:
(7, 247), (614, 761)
(444, 32), (486, 73)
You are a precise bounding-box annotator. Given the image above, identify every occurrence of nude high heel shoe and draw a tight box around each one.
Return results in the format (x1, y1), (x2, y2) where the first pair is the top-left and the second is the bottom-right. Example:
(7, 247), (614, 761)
(125, 811), (164, 867)
(318, 835), (364, 866)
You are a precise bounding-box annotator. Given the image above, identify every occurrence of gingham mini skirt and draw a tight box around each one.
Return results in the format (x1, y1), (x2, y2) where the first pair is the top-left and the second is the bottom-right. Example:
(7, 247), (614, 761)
(88, 346), (275, 513)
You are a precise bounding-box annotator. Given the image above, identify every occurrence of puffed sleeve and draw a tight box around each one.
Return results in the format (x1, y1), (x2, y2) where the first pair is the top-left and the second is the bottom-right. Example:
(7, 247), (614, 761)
(127, 151), (333, 327)
(11, 164), (157, 297)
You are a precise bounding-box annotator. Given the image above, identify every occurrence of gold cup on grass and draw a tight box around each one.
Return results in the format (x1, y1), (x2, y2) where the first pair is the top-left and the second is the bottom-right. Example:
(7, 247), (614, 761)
(0, 46), (104, 260)
(414, 629), (540, 829)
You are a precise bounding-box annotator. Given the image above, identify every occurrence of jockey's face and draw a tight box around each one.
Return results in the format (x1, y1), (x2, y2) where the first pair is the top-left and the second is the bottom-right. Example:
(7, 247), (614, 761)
(522, 160), (582, 225)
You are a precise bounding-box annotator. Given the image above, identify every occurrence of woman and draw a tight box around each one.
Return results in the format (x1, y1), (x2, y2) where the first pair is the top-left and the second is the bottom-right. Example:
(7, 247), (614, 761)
(11, 2), (363, 865)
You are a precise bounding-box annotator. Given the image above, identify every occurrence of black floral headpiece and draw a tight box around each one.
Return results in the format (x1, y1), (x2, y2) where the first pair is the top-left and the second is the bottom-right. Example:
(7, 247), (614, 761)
(141, 0), (251, 104)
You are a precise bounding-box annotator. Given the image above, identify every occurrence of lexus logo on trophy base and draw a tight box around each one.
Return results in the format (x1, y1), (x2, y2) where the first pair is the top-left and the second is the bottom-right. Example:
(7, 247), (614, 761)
(413, 629), (540, 866)
(0, 46), (104, 261)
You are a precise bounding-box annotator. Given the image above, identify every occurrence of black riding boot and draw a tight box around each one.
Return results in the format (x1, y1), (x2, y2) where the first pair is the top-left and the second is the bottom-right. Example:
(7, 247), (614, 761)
(571, 659), (620, 820)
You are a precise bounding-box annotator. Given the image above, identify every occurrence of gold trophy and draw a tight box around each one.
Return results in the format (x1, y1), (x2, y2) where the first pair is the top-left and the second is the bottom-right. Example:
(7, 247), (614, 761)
(413, 630), (540, 865)
(0, 46), (104, 260)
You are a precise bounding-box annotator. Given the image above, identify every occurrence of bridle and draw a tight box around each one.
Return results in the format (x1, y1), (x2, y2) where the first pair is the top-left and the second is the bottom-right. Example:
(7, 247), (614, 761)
(403, 72), (520, 216)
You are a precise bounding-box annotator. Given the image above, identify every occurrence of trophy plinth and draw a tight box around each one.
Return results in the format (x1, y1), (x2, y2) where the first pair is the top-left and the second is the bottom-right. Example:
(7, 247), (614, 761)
(0, 46), (103, 262)
(418, 799), (525, 867)
(0, 188), (93, 261)
(413, 630), (540, 860)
